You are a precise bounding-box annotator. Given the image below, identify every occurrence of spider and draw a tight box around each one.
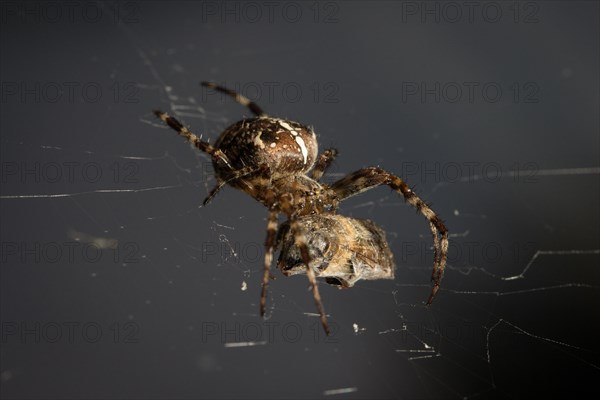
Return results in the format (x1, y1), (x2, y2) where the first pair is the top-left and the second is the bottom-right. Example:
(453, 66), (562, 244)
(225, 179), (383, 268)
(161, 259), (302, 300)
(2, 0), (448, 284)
(154, 82), (448, 335)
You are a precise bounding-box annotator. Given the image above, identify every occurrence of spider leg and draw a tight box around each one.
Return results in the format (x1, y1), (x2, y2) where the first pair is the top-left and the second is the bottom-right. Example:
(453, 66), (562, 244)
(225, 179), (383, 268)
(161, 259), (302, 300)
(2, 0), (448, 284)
(330, 167), (449, 305)
(201, 82), (267, 117)
(260, 209), (279, 318)
(276, 195), (329, 333)
(202, 164), (268, 206)
(289, 218), (331, 336)
(154, 110), (233, 170)
(203, 181), (226, 206)
(311, 148), (339, 181)
(155, 110), (268, 205)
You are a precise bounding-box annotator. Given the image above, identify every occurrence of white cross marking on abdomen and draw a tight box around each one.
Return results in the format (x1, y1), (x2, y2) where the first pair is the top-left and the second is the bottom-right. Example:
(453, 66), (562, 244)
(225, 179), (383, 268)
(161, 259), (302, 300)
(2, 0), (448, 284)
(279, 121), (308, 165)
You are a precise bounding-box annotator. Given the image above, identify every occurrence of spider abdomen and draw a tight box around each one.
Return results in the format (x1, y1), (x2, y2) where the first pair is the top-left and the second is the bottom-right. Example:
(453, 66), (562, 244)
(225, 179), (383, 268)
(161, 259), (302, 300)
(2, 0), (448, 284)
(214, 117), (318, 181)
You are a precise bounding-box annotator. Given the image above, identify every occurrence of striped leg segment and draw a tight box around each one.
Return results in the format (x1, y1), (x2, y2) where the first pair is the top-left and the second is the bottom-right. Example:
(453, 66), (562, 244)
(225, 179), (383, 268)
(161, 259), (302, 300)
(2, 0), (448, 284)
(153, 110), (233, 170)
(202, 164), (267, 206)
(260, 210), (279, 318)
(311, 148), (339, 181)
(330, 167), (449, 305)
(201, 81), (267, 117)
(154, 110), (266, 204)
(289, 218), (330, 335)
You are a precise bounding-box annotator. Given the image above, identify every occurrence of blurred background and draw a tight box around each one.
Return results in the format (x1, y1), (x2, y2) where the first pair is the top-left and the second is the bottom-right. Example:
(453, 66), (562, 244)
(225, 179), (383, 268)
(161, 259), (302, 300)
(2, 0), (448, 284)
(1, 1), (598, 398)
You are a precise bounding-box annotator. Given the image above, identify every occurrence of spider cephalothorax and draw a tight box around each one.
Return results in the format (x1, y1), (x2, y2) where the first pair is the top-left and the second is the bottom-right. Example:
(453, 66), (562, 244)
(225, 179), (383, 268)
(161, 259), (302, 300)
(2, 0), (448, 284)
(154, 81), (448, 335)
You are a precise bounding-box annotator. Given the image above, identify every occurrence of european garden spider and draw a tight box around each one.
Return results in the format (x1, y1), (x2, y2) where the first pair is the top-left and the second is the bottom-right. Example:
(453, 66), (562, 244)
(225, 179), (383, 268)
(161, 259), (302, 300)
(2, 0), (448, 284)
(154, 82), (448, 335)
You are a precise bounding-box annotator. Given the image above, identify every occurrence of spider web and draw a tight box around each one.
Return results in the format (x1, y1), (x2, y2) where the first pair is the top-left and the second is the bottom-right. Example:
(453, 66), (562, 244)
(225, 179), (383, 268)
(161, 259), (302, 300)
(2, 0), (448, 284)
(1, 1), (599, 399)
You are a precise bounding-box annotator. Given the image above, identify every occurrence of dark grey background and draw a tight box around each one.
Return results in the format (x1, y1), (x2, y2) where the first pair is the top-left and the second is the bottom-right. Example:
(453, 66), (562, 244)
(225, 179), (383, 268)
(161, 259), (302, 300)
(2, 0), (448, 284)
(1, 1), (599, 399)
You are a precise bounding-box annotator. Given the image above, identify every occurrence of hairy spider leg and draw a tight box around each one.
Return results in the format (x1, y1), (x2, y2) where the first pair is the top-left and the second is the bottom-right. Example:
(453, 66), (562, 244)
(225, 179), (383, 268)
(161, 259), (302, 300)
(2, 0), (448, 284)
(154, 110), (237, 200)
(154, 110), (266, 204)
(273, 191), (331, 335)
(202, 164), (269, 206)
(289, 217), (331, 335)
(201, 81), (267, 117)
(154, 110), (232, 168)
(330, 167), (449, 305)
(311, 148), (339, 181)
(260, 209), (279, 318)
